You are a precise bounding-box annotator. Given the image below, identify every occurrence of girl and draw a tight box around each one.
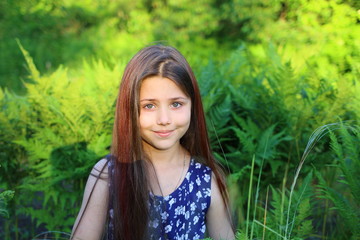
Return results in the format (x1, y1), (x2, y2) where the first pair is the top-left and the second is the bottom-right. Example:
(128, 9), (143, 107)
(71, 45), (235, 240)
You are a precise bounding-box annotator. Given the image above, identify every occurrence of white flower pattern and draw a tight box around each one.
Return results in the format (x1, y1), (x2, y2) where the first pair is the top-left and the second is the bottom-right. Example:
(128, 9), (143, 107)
(107, 157), (212, 240)
(148, 158), (212, 239)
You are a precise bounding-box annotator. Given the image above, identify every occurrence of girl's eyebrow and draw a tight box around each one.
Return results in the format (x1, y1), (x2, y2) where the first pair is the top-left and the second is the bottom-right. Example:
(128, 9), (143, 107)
(140, 97), (189, 102)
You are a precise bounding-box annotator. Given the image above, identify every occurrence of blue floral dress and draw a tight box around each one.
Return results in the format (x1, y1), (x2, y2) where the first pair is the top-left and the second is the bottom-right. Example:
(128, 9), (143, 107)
(107, 158), (212, 240)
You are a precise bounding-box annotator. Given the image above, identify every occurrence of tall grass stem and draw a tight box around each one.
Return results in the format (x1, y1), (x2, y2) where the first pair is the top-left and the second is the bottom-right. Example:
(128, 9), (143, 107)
(262, 186), (270, 240)
(254, 220), (286, 239)
(250, 135), (267, 239)
(246, 155), (255, 238)
(284, 123), (343, 238)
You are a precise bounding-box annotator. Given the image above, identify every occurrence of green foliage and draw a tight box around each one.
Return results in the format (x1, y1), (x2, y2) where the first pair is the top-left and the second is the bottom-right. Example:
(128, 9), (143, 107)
(234, 231), (249, 240)
(0, 88), (29, 189)
(198, 28), (358, 240)
(0, 190), (15, 218)
(0, 42), (122, 237)
(2, 0), (358, 95)
(200, 42), (359, 194)
(250, 173), (314, 240)
(315, 124), (360, 239)
(0, 84), (30, 239)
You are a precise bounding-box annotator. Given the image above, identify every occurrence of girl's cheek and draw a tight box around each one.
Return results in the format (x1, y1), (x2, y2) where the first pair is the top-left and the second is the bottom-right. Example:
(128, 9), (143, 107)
(176, 110), (191, 125)
(139, 112), (154, 127)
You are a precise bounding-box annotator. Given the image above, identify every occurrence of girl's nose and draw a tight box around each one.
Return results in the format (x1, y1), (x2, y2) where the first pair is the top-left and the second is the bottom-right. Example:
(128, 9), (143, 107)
(156, 108), (171, 125)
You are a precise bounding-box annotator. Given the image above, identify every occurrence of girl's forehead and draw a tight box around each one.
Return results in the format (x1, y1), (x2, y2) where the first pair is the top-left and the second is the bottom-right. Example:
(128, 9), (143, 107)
(140, 76), (188, 98)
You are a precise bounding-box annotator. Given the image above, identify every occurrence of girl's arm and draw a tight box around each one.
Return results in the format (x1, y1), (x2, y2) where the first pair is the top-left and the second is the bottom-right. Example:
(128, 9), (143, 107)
(207, 174), (235, 240)
(71, 159), (109, 240)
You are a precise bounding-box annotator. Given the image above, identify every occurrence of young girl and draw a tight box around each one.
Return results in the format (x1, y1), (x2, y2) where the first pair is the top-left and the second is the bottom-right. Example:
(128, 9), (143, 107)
(71, 45), (235, 240)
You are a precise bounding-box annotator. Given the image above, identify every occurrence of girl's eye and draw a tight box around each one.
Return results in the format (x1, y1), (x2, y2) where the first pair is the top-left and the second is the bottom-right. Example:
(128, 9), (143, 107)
(171, 102), (182, 108)
(144, 104), (155, 109)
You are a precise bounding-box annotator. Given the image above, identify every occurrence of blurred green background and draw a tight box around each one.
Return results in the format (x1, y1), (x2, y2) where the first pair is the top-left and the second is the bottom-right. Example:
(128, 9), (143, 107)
(0, 0), (359, 239)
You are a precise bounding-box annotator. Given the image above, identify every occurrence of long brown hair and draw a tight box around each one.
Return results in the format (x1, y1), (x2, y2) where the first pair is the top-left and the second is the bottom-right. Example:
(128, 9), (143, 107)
(111, 45), (229, 240)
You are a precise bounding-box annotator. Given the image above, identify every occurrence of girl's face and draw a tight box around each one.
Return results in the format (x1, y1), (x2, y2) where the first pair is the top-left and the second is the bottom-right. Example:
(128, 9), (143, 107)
(139, 76), (191, 153)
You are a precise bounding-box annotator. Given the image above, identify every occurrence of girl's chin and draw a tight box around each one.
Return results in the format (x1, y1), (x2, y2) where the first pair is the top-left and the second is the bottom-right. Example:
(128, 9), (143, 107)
(142, 141), (180, 152)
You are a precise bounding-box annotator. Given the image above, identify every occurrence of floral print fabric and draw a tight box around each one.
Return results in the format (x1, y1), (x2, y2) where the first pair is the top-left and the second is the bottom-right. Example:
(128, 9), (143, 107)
(106, 157), (212, 240)
(148, 158), (212, 240)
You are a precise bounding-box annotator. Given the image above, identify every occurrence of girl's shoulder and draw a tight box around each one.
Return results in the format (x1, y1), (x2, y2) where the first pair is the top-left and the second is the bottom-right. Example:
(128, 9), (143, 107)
(90, 157), (109, 180)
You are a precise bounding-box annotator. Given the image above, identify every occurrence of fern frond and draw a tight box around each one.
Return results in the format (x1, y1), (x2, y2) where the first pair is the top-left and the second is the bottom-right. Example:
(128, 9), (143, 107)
(329, 130), (343, 161)
(257, 124), (292, 160)
(0, 190), (15, 218)
(16, 39), (40, 82)
(235, 230), (250, 240)
(207, 94), (232, 130)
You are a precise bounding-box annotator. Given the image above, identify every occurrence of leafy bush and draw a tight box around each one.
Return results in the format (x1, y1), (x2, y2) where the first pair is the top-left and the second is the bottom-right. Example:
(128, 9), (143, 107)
(315, 124), (360, 239)
(3, 0), (358, 95)
(0, 42), (122, 238)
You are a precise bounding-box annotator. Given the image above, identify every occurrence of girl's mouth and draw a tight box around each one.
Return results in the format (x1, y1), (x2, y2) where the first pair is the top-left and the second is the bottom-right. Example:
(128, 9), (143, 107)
(154, 130), (174, 138)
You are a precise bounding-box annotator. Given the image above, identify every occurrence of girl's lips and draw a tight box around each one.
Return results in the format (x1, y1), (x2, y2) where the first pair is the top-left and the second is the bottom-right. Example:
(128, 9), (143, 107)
(154, 130), (174, 138)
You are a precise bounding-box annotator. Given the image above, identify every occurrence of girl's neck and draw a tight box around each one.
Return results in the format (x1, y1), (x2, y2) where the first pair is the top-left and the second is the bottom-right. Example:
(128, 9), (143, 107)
(143, 143), (185, 167)
(144, 142), (189, 197)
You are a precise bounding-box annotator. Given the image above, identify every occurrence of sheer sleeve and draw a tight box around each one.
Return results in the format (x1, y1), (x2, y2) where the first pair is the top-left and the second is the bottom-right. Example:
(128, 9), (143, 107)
(71, 158), (109, 240)
(206, 173), (235, 240)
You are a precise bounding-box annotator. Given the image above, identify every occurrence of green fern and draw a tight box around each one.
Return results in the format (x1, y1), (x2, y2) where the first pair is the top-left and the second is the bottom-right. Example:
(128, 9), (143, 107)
(0, 190), (14, 218)
(235, 231), (249, 240)
(6, 43), (121, 232)
(258, 172), (313, 240)
(315, 124), (360, 239)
